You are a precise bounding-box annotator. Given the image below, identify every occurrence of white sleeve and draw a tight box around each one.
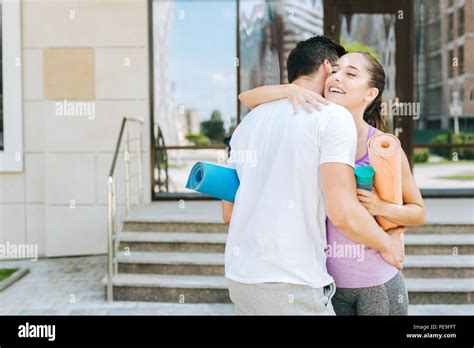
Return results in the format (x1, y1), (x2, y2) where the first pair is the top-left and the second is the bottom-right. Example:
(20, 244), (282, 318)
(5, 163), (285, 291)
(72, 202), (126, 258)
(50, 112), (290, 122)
(319, 107), (357, 168)
(227, 145), (236, 169)
(226, 124), (240, 170)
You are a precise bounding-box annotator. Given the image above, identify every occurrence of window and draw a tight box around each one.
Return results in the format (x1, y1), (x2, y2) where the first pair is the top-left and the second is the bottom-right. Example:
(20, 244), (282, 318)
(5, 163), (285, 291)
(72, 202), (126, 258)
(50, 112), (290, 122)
(448, 12), (454, 41)
(426, 1), (440, 19)
(427, 54), (442, 83)
(458, 7), (464, 36)
(448, 49), (454, 78)
(458, 45), (464, 75)
(0, 0), (23, 172)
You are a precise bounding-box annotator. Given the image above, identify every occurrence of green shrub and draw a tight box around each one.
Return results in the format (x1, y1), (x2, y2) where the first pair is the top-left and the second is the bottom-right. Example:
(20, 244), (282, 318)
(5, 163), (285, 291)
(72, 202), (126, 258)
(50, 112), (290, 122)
(185, 133), (211, 146)
(430, 131), (474, 160)
(453, 132), (474, 159)
(430, 132), (451, 158)
(414, 148), (429, 163)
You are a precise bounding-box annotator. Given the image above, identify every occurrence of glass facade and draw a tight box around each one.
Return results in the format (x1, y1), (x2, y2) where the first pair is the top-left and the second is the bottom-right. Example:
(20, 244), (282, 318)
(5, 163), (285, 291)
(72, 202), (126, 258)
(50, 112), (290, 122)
(0, 3), (3, 151)
(339, 13), (397, 133)
(150, 0), (473, 196)
(239, 0), (324, 119)
(413, 0), (473, 189)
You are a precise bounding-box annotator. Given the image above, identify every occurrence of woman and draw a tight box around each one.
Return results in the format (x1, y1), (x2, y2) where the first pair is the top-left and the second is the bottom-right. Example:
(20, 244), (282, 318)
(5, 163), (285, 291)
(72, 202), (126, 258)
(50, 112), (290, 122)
(238, 52), (425, 315)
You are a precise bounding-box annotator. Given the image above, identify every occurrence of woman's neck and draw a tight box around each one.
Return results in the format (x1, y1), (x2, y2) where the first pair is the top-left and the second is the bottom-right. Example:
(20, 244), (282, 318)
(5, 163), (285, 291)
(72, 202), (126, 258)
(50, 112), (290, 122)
(350, 109), (369, 139)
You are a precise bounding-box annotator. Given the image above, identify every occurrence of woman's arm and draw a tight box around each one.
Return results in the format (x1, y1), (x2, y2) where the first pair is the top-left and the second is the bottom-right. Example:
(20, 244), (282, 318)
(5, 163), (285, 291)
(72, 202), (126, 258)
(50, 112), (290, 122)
(357, 150), (426, 227)
(238, 84), (327, 112)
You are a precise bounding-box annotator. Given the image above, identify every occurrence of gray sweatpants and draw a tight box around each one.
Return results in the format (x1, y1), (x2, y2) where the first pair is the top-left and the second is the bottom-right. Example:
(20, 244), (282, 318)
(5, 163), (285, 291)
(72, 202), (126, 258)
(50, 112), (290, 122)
(227, 279), (336, 315)
(331, 271), (409, 316)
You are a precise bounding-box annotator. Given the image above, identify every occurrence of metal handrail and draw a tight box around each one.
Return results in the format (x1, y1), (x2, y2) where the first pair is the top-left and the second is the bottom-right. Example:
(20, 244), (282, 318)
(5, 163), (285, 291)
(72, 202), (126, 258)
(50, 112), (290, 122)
(107, 116), (144, 302)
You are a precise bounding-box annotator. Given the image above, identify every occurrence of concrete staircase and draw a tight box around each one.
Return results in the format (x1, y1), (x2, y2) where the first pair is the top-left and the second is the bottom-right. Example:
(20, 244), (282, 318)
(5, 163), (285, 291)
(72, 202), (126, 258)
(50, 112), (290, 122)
(104, 202), (474, 306)
(111, 221), (230, 303)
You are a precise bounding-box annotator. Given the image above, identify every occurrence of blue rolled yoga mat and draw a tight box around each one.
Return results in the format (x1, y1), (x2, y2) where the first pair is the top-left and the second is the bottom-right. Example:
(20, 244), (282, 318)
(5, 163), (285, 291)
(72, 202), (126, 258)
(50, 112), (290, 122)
(185, 162), (240, 202)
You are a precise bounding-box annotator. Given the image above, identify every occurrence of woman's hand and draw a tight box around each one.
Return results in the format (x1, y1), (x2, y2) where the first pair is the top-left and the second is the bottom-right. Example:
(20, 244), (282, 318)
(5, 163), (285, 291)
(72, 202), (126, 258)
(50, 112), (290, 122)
(357, 188), (387, 216)
(285, 84), (328, 114)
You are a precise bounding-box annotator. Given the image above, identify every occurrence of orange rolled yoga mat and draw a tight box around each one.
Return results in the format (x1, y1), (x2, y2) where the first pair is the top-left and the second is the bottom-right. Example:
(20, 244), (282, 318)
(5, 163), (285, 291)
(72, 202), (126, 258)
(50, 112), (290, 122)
(367, 133), (402, 231)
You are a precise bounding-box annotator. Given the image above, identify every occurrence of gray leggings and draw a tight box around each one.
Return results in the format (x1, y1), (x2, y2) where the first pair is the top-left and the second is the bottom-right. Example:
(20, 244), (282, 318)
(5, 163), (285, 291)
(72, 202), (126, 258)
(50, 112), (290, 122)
(331, 271), (408, 316)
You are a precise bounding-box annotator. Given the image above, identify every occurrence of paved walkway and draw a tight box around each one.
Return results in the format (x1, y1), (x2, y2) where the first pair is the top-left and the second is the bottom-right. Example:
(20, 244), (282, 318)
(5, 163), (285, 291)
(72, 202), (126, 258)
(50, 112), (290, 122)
(413, 162), (474, 189)
(0, 255), (472, 315)
(0, 255), (232, 315)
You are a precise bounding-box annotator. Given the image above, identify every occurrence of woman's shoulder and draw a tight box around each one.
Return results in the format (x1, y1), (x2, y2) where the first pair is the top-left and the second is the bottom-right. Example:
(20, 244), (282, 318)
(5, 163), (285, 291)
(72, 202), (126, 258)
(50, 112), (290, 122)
(370, 125), (383, 136)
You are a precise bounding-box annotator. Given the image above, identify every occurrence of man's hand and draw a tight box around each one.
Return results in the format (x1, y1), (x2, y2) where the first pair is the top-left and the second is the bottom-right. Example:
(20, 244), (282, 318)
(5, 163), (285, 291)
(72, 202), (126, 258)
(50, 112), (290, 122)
(380, 226), (407, 270)
(286, 83), (328, 113)
(221, 201), (234, 224)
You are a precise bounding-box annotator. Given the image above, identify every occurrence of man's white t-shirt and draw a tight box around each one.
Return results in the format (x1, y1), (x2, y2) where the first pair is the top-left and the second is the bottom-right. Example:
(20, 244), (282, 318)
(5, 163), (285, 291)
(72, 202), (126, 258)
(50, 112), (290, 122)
(225, 99), (357, 288)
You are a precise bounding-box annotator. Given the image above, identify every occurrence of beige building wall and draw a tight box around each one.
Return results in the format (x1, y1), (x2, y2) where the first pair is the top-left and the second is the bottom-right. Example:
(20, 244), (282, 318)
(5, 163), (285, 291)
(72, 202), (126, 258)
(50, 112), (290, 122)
(0, 0), (151, 257)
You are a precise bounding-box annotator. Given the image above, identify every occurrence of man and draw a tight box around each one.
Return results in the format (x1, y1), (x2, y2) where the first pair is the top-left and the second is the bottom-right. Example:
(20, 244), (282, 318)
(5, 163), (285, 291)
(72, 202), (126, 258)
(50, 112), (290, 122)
(222, 36), (404, 315)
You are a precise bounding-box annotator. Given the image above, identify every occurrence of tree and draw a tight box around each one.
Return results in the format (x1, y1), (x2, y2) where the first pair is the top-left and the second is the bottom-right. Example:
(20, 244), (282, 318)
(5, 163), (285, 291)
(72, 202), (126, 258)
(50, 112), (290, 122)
(201, 109), (225, 143)
(340, 39), (381, 61)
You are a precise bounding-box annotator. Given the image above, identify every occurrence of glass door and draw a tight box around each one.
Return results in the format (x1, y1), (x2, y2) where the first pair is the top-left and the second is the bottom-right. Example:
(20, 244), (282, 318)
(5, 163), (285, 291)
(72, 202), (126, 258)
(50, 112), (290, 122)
(324, 0), (414, 165)
(149, 0), (237, 200)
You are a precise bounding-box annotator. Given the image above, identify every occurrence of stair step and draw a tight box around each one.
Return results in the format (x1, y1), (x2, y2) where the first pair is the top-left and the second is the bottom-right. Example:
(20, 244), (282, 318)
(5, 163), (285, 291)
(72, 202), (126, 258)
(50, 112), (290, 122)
(402, 255), (474, 278)
(405, 278), (474, 304)
(122, 222), (474, 234)
(408, 224), (474, 235)
(408, 304), (474, 315)
(122, 221), (228, 233)
(118, 232), (474, 254)
(116, 251), (473, 278)
(404, 234), (474, 255)
(117, 251), (225, 276)
(104, 274), (230, 303)
(103, 274), (474, 304)
(118, 231), (227, 253)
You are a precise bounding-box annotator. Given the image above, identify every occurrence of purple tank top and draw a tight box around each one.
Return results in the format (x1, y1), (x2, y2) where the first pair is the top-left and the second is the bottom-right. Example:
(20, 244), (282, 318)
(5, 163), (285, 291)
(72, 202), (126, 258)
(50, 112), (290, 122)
(325, 125), (398, 288)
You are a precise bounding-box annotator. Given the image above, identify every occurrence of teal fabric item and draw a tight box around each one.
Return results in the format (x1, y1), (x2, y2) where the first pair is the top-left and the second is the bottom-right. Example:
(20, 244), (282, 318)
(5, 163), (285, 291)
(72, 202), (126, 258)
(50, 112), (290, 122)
(185, 162), (240, 202)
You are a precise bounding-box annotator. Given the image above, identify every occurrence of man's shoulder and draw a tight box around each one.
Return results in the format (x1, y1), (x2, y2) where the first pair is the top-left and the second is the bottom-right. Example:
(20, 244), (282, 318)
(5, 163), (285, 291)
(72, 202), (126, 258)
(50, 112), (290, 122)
(319, 102), (352, 119)
(252, 99), (291, 113)
(240, 99), (292, 125)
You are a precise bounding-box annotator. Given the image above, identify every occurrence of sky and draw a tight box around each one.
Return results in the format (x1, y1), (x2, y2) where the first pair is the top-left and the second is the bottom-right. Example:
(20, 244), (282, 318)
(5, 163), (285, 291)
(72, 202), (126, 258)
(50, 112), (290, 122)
(168, 1), (238, 130)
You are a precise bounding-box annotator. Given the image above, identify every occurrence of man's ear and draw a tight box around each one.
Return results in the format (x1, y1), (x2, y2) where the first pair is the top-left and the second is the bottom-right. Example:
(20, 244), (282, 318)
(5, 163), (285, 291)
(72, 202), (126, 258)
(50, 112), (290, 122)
(322, 59), (332, 76)
(365, 87), (379, 103)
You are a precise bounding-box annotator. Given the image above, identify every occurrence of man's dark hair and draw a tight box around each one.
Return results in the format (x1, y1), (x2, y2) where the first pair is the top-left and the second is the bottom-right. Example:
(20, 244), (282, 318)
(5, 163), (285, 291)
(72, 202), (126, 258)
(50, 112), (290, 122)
(287, 35), (346, 83)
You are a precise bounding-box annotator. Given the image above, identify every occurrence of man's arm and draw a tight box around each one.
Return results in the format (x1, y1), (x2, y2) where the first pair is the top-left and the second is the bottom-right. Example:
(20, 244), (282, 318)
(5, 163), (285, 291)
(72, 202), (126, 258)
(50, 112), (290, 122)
(221, 201), (234, 224)
(320, 163), (404, 269)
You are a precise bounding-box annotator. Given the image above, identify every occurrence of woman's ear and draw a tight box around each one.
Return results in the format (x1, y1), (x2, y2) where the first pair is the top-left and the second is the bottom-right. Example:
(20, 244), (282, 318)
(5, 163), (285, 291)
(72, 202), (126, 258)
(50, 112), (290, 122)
(365, 87), (379, 103)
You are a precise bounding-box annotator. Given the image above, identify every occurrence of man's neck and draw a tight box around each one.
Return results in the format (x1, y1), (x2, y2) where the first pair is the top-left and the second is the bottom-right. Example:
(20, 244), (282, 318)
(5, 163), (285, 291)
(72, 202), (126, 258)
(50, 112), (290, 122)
(292, 75), (325, 95)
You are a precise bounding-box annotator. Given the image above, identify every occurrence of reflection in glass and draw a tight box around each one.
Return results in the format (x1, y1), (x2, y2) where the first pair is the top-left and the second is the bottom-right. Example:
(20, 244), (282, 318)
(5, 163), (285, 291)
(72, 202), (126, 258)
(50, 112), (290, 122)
(413, 0), (473, 190)
(0, 3), (3, 151)
(151, 1), (236, 194)
(239, 0), (324, 119)
(152, 0), (236, 147)
(339, 13), (397, 132)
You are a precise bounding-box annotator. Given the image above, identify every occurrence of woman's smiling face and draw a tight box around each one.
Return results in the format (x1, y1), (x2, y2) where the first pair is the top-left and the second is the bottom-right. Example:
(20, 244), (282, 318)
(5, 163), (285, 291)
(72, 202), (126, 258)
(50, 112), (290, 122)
(324, 52), (377, 112)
